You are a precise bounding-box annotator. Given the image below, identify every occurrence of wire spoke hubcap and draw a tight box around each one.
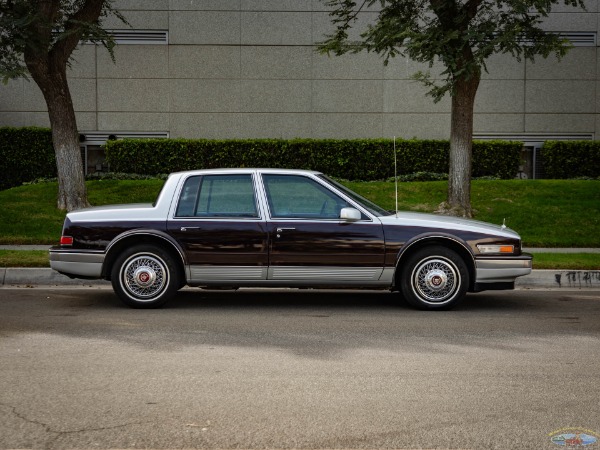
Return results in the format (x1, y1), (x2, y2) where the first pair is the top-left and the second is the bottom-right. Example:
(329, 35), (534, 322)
(412, 258), (459, 303)
(123, 255), (167, 299)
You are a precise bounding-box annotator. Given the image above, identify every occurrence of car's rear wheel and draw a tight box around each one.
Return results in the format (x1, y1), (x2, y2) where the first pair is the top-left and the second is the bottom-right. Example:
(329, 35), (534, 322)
(111, 244), (180, 308)
(400, 246), (469, 310)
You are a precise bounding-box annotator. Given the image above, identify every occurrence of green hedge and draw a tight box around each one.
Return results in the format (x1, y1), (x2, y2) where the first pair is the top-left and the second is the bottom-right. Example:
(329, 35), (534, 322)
(105, 138), (521, 180)
(0, 132), (522, 189)
(0, 127), (56, 190)
(543, 141), (600, 179)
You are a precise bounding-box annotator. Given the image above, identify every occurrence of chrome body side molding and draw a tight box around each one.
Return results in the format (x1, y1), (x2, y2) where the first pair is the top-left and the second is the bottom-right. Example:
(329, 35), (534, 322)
(189, 266), (268, 282)
(187, 265), (390, 287)
(269, 266), (383, 281)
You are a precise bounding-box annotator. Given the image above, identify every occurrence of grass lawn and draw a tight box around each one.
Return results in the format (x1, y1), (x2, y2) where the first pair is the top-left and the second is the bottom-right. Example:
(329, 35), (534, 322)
(0, 179), (598, 247)
(531, 253), (600, 270)
(0, 250), (50, 267)
(0, 180), (164, 244)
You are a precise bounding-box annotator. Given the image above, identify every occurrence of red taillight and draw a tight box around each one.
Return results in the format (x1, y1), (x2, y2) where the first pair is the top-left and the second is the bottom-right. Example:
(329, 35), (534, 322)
(60, 236), (74, 246)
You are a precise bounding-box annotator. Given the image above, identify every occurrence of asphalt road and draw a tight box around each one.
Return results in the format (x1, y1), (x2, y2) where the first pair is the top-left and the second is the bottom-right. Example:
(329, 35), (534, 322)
(1, 287), (599, 449)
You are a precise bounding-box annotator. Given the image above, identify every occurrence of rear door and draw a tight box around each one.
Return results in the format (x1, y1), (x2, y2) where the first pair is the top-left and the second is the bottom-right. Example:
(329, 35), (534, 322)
(167, 173), (268, 283)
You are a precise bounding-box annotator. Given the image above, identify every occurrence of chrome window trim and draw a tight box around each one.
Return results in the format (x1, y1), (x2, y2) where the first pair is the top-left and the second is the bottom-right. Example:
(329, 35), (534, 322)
(170, 217), (265, 223)
(171, 172), (264, 221)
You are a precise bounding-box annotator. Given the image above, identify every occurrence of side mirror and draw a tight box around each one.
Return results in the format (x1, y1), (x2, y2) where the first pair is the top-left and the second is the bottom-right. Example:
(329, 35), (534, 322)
(340, 207), (361, 222)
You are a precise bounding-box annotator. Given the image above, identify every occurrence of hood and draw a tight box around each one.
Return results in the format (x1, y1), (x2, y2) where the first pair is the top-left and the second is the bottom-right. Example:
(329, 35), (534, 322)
(379, 211), (520, 239)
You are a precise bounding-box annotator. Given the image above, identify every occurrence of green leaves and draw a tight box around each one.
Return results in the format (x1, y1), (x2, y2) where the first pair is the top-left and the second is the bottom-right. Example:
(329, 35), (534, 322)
(0, 0), (128, 82)
(104, 138), (521, 181)
(543, 141), (600, 179)
(317, 0), (585, 100)
(0, 131), (522, 190)
(0, 127), (56, 190)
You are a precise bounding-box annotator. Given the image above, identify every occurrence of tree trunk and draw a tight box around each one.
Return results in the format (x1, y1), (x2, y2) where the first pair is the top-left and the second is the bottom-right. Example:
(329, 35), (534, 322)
(444, 73), (480, 218)
(28, 67), (89, 211)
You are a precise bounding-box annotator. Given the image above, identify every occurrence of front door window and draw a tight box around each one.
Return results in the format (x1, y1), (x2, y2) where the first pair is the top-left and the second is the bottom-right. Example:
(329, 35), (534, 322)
(262, 174), (351, 219)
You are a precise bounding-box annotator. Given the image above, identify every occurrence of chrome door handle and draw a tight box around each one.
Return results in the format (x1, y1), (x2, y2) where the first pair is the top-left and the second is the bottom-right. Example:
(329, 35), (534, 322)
(276, 227), (295, 238)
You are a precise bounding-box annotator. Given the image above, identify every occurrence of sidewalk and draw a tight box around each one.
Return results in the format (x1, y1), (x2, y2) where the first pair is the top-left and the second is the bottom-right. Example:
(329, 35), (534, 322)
(1, 246), (598, 289)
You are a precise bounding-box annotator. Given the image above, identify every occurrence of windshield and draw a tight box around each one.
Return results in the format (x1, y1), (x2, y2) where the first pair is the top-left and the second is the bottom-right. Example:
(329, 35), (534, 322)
(318, 175), (390, 217)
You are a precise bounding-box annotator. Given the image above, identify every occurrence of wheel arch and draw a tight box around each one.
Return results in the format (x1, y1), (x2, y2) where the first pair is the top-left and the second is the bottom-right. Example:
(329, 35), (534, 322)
(102, 230), (187, 282)
(393, 234), (476, 291)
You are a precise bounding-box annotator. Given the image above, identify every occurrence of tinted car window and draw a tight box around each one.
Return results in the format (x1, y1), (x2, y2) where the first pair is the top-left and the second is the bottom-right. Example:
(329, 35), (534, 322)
(263, 174), (351, 219)
(317, 175), (389, 217)
(176, 174), (258, 218)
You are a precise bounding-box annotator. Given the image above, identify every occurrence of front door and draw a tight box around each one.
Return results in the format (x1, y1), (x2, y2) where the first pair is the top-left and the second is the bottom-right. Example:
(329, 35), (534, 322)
(261, 174), (385, 282)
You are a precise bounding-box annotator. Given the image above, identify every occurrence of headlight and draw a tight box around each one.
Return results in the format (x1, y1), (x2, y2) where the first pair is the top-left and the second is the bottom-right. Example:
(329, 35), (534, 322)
(477, 244), (514, 254)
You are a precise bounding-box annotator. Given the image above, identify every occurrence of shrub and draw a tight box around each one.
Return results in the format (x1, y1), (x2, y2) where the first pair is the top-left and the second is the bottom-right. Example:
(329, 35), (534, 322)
(542, 141), (600, 179)
(105, 138), (521, 181)
(0, 127), (56, 190)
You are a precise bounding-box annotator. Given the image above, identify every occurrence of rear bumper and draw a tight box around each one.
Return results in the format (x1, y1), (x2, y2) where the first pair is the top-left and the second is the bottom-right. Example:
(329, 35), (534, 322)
(49, 247), (105, 279)
(474, 254), (533, 287)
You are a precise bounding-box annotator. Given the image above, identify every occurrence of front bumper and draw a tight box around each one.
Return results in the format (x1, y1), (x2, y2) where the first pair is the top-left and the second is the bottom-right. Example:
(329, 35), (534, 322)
(49, 247), (105, 279)
(474, 253), (533, 287)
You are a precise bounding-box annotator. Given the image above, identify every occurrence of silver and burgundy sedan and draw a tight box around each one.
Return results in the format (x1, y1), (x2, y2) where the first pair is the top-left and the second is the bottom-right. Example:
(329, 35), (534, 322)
(50, 168), (532, 309)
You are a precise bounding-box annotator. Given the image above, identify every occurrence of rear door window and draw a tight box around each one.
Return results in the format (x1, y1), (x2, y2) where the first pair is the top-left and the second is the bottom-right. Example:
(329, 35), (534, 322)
(176, 174), (258, 218)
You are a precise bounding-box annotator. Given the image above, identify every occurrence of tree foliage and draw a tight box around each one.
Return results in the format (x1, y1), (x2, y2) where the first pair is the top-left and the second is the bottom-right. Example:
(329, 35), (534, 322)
(318, 0), (585, 216)
(320, 0), (583, 101)
(0, 0), (127, 211)
(0, 0), (126, 83)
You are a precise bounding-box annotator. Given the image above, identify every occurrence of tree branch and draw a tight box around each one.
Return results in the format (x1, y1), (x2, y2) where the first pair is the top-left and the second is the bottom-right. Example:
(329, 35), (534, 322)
(430, 0), (459, 28)
(463, 0), (482, 20)
(51, 0), (106, 67)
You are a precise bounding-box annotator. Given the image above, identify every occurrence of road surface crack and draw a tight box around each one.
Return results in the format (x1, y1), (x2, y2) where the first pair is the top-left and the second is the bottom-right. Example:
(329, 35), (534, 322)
(1, 401), (148, 447)
(0, 401), (52, 431)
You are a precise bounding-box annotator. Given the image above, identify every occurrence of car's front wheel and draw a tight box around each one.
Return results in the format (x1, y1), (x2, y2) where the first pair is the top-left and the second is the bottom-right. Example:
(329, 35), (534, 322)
(400, 246), (469, 310)
(111, 245), (180, 308)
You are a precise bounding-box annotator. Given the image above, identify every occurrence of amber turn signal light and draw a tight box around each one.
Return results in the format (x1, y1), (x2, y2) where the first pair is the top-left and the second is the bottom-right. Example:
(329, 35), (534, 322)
(477, 244), (514, 254)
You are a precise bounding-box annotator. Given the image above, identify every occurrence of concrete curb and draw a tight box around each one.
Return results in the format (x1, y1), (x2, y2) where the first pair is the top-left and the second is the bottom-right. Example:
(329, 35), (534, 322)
(1, 268), (110, 287)
(515, 269), (600, 289)
(1, 268), (599, 290)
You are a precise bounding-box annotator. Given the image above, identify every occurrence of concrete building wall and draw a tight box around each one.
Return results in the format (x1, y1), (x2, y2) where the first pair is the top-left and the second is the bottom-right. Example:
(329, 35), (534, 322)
(0, 0), (597, 141)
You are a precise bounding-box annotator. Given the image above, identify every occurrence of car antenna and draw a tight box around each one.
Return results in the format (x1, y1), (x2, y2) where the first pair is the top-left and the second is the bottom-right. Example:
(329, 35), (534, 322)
(394, 136), (398, 218)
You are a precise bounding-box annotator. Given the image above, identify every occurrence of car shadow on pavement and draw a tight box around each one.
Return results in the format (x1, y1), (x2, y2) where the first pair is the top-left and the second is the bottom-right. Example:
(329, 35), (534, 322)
(2, 287), (598, 359)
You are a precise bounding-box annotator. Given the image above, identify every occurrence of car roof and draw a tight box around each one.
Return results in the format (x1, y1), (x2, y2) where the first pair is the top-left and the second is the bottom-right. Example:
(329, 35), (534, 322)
(170, 168), (323, 176)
